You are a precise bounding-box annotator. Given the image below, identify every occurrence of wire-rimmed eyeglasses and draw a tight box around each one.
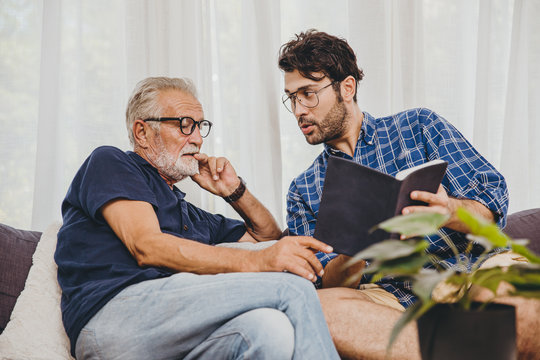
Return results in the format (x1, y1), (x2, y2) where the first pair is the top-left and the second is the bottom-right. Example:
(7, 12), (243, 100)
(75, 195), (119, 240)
(282, 82), (336, 113)
(143, 117), (213, 138)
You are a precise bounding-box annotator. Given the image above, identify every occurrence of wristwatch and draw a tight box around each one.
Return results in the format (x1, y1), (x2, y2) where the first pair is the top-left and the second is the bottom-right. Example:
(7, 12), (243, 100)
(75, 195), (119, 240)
(223, 177), (246, 203)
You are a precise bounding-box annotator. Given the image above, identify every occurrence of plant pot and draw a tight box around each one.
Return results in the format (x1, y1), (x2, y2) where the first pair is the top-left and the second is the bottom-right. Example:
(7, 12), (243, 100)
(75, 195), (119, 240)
(417, 302), (516, 360)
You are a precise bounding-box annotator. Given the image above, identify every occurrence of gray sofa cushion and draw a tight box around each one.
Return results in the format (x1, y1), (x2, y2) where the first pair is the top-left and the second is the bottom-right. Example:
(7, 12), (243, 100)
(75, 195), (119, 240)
(0, 223), (41, 333)
(504, 208), (540, 254)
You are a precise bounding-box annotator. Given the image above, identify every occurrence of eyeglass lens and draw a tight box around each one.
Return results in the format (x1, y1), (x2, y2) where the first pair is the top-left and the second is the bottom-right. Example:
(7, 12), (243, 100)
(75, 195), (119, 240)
(282, 82), (333, 113)
(180, 118), (212, 137)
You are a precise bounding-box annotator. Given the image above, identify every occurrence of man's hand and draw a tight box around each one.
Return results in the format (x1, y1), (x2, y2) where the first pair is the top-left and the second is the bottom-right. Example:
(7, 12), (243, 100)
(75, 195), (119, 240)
(191, 153), (239, 196)
(251, 236), (333, 282)
(322, 255), (366, 288)
(402, 184), (453, 217)
(402, 184), (494, 233)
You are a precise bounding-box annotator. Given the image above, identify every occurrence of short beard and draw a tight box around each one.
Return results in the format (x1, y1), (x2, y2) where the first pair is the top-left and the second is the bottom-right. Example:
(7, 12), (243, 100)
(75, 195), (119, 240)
(153, 139), (200, 183)
(302, 98), (348, 145)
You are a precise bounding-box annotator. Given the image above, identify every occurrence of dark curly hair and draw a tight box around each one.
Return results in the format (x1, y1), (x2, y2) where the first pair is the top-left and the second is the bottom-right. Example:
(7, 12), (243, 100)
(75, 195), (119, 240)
(278, 29), (364, 102)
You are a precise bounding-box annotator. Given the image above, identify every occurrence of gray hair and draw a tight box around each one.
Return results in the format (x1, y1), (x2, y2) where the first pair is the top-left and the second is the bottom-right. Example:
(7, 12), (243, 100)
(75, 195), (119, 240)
(125, 77), (198, 146)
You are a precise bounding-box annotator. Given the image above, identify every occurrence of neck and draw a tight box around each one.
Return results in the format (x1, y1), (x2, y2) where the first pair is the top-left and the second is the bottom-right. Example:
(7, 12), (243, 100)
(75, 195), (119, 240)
(134, 146), (178, 189)
(326, 104), (364, 157)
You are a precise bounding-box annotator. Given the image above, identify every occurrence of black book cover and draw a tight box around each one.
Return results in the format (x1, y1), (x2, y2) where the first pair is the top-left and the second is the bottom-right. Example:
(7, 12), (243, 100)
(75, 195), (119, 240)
(313, 156), (448, 256)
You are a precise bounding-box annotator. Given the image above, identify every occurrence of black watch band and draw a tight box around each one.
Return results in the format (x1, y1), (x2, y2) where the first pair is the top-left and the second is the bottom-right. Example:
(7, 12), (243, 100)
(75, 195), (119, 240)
(223, 177), (246, 203)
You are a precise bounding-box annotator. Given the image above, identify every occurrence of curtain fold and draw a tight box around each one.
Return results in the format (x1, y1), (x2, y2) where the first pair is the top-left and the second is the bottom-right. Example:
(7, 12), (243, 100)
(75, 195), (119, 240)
(500, 0), (540, 213)
(0, 0), (538, 231)
(31, 0), (62, 230)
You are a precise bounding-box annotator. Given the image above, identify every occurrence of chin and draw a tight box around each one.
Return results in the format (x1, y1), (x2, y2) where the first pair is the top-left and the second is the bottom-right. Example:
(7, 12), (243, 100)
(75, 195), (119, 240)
(305, 135), (324, 145)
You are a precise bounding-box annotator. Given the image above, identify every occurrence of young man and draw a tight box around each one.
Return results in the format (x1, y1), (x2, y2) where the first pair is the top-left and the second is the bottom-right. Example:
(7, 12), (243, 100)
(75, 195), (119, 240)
(55, 77), (340, 359)
(279, 30), (538, 359)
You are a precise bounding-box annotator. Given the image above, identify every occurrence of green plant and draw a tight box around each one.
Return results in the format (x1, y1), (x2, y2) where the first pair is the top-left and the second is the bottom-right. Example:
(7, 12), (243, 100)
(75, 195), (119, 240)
(346, 208), (540, 350)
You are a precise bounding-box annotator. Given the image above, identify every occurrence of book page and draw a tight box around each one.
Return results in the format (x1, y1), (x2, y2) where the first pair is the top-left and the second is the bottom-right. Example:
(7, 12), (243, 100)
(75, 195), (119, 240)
(395, 159), (446, 181)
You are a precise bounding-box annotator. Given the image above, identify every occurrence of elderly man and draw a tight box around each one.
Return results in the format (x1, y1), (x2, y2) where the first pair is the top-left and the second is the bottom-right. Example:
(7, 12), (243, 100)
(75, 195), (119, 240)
(55, 77), (340, 360)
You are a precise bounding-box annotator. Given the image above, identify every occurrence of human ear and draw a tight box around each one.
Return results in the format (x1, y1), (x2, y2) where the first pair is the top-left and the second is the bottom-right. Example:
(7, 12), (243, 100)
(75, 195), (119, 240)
(340, 75), (357, 102)
(133, 119), (150, 148)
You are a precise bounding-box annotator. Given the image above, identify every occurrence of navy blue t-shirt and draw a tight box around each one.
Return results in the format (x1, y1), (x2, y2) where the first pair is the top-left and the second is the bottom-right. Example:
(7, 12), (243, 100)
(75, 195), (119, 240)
(55, 146), (246, 355)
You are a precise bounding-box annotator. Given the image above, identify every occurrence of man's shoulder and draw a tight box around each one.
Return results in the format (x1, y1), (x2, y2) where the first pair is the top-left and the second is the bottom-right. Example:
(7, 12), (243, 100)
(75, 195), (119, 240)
(82, 146), (139, 170)
(375, 108), (440, 124)
(89, 145), (128, 160)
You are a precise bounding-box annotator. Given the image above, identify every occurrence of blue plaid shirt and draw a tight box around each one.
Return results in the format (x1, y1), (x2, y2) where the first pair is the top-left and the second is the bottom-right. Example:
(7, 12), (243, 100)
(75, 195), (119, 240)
(286, 108), (509, 308)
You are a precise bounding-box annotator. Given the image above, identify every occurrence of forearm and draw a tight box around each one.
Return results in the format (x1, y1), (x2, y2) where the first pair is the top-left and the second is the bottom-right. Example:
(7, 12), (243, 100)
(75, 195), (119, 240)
(137, 232), (260, 274)
(133, 231), (329, 283)
(229, 188), (282, 241)
(445, 197), (495, 232)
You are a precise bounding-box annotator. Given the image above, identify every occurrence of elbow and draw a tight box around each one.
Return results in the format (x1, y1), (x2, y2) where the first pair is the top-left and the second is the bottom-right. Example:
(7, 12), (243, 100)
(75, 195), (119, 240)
(127, 236), (158, 268)
(131, 247), (153, 268)
(134, 252), (152, 268)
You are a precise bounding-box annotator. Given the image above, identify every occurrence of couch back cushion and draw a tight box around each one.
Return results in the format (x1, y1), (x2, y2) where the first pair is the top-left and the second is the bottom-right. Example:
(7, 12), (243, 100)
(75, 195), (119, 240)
(504, 208), (540, 254)
(0, 223), (41, 333)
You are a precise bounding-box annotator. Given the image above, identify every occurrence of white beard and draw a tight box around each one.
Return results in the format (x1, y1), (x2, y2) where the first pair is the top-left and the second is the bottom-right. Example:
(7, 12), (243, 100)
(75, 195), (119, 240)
(153, 139), (200, 183)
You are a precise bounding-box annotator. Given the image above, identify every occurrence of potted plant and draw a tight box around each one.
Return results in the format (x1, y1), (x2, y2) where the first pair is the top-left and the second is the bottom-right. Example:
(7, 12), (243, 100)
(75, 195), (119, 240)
(346, 208), (540, 360)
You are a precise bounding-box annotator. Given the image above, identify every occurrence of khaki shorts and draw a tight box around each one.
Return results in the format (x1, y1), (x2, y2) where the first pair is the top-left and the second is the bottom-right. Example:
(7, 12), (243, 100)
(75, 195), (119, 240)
(357, 283), (406, 311)
(362, 251), (528, 311)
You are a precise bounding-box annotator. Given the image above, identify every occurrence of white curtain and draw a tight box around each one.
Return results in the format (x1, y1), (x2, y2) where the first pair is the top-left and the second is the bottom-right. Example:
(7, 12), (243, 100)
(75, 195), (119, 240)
(1, 0), (538, 231)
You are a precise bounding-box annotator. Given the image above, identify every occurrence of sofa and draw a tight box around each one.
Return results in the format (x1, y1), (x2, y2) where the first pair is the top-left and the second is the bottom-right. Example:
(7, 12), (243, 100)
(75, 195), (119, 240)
(1, 209), (540, 359)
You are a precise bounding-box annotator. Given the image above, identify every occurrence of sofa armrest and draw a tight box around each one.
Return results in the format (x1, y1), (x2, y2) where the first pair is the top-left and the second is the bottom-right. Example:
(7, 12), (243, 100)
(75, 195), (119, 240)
(504, 208), (540, 254)
(0, 223), (42, 333)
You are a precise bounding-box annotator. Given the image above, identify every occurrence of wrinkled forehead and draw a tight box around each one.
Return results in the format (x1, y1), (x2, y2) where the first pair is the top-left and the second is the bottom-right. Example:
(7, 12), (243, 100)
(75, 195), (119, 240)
(157, 89), (204, 119)
(284, 70), (325, 94)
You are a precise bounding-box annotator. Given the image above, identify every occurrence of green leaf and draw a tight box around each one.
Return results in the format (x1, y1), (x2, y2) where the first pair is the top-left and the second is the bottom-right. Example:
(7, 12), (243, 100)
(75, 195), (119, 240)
(510, 290), (540, 299)
(510, 242), (540, 264)
(512, 239), (530, 246)
(375, 212), (450, 237)
(411, 269), (456, 303)
(387, 300), (437, 352)
(348, 239), (429, 265)
(472, 263), (540, 299)
(456, 208), (509, 248)
(466, 234), (494, 252)
(470, 267), (509, 295)
(363, 253), (430, 280)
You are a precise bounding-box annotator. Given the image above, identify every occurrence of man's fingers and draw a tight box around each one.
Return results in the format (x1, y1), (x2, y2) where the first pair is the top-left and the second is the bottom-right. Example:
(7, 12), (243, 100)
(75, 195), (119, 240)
(403, 205), (448, 215)
(193, 153), (208, 164)
(411, 190), (437, 204)
(293, 236), (333, 253)
(216, 157), (229, 174)
(284, 259), (318, 282)
(207, 157), (218, 180)
(297, 247), (324, 276)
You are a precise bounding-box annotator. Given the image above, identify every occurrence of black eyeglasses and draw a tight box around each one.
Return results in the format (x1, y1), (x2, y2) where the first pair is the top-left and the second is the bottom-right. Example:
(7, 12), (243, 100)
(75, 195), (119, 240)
(282, 82), (336, 113)
(143, 117), (213, 138)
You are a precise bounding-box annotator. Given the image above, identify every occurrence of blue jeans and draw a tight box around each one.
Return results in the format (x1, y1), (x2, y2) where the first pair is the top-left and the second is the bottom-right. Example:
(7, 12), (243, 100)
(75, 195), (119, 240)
(75, 272), (339, 359)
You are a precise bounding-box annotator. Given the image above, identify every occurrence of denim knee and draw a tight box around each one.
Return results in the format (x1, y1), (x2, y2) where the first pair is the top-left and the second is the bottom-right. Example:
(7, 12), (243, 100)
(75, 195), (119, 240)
(236, 308), (294, 359)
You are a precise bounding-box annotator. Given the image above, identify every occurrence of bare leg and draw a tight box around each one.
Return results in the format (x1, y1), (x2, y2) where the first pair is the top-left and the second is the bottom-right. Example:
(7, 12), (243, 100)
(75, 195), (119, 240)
(318, 288), (421, 360)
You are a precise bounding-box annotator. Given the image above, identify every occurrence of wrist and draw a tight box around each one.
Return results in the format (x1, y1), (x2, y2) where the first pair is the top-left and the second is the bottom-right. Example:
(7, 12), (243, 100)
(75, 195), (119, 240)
(242, 249), (261, 272)
(222, 176), (246, 203)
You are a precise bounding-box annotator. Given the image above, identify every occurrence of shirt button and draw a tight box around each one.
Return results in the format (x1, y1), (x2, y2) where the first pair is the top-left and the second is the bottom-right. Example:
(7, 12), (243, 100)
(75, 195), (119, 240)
(184, 225), (189, 231)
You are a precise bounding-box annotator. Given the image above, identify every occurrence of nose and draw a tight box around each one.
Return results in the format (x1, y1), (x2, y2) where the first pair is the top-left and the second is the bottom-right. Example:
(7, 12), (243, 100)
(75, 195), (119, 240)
(293, 100), (309, 118)
(188, 126), (203, 146)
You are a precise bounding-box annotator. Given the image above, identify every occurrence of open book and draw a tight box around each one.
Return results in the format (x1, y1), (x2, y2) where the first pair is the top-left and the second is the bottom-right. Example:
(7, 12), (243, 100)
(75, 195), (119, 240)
(313, 156), (448, 256)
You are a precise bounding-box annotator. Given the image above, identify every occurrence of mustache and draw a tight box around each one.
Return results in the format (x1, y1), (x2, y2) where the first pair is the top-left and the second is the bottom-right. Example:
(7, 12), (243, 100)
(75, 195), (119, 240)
(298, 117), (316, 127)
(179, 144), (200, 156)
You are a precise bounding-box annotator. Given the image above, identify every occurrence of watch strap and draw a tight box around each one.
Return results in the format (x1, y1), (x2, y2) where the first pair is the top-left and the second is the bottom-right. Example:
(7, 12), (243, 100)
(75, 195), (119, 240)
(223, 177), (246, 203)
